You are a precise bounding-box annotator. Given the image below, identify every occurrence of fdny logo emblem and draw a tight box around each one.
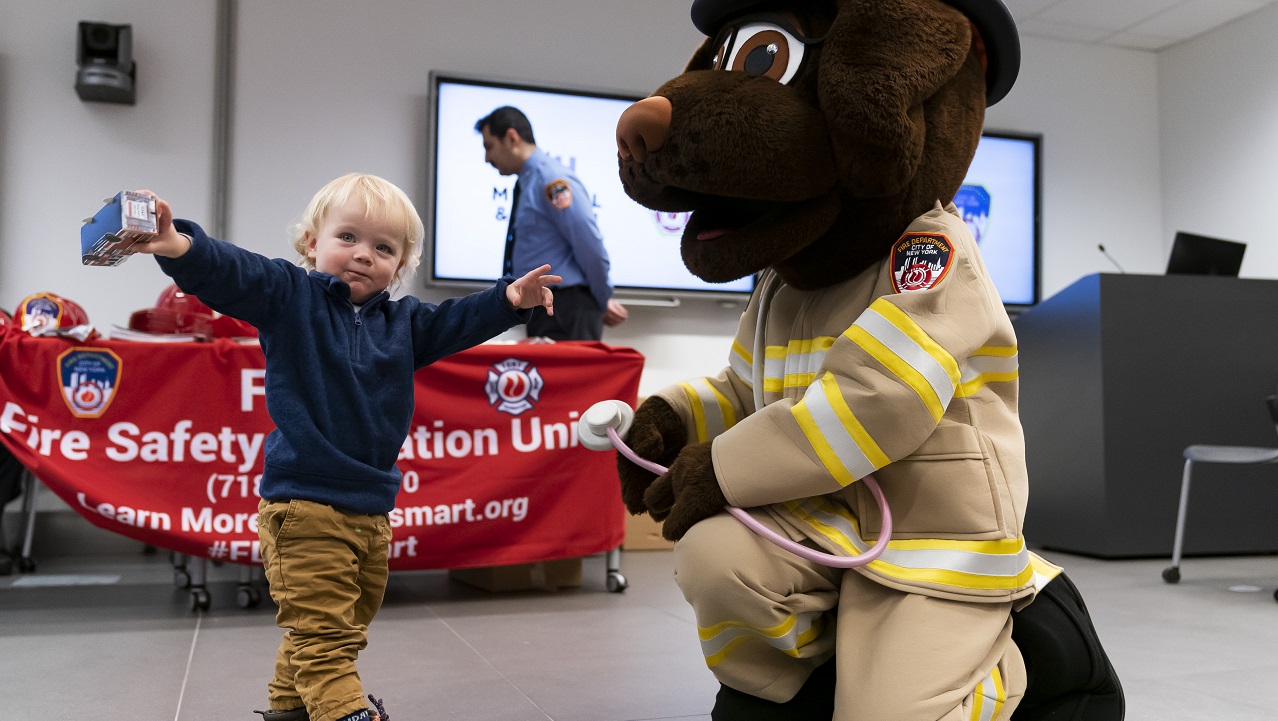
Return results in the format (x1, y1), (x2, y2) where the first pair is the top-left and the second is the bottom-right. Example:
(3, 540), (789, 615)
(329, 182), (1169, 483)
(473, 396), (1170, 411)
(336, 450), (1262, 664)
(891, 233), (954, 293)
(954, 184), (991, 244)
(545, 179), (573, 210)
(485, 358), (543, 416)
(57, 348), (122, 418)
(19, 294), (63, 334)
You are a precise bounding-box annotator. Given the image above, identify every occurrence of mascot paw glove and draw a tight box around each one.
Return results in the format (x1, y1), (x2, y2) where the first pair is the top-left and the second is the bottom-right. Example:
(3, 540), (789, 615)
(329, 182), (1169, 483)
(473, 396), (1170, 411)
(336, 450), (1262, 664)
(617, 397), (688, 515)
(642, 442), (728, 542)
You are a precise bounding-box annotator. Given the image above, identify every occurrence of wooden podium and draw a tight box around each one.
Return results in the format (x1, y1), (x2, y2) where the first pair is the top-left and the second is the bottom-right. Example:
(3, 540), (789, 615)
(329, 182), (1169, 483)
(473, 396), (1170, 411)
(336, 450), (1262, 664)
(1014, 273), (1278, 557)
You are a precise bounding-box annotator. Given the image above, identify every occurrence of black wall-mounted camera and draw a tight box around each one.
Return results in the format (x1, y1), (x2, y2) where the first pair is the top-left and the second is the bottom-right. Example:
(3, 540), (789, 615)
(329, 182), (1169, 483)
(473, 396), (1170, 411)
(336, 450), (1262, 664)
(75, 22), (136, 105)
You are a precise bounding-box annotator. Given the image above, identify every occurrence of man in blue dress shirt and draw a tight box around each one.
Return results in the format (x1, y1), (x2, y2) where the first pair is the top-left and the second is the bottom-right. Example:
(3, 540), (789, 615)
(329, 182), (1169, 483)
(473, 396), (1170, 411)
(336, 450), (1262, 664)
(477, 106), (627, 340)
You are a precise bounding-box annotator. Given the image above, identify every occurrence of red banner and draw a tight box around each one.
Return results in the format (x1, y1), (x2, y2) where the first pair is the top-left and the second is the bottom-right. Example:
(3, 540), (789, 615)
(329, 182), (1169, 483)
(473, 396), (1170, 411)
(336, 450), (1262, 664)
(0, 326), (641, 570)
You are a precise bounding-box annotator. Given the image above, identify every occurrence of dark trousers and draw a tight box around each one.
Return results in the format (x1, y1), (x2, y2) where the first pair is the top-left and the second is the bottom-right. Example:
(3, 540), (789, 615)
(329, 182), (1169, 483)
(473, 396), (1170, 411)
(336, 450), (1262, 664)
(525, 285), (603, 341)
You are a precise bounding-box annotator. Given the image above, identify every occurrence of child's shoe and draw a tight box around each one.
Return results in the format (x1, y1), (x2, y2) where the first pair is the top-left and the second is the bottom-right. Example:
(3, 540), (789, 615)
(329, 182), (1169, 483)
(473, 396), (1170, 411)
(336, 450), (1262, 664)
(367, 694), (390, 721)
(253, 708), (308, 721)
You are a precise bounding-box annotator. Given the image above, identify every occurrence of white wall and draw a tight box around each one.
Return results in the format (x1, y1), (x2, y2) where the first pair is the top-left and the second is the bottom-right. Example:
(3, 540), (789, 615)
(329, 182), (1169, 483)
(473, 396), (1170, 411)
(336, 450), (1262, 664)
(1158, 2), (1278, 279)
(1, 1), (1171, 397)
(0, 3), (217, 333)
(989, 37), (1164, 296)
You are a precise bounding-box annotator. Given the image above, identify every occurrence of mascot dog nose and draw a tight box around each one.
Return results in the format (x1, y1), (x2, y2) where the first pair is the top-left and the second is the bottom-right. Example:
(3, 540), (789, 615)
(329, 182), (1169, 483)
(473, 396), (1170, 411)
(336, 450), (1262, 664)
(616, 96), (673, 163)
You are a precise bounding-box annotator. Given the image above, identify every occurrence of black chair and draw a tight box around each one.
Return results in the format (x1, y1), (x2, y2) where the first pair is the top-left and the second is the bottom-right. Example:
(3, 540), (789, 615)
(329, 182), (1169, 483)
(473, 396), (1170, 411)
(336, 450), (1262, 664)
(1162, 393), (1278, 601)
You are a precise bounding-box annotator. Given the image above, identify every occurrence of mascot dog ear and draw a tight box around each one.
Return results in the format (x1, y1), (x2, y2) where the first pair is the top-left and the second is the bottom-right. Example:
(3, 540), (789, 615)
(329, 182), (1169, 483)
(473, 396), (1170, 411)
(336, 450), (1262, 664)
(819, 0), (979, 197)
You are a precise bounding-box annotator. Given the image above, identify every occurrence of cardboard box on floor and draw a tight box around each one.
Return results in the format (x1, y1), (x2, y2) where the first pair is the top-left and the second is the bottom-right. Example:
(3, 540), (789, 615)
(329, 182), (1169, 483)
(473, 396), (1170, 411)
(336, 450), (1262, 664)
(624, 512), (674, 551)
(448, 557), (583, 592)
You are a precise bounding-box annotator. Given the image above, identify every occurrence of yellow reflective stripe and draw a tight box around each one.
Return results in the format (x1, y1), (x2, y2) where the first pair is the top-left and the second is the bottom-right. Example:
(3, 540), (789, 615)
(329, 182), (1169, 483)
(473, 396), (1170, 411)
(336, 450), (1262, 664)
(867, 558), (1035, 590)
(763, 345), (787, 394)
(784, 371), (820, 389)
(1029, 552), (1063, 591)
(975, 345), (1017, 358)
(870, 299), (962, 387)
(786, 497), (1034, 591)
(679, 382), (710, 443)
(846, 325), (946, 421)
(957, 350), (1019, 397)
(850, 300), (960, 421)
(792, 373), (888, 485)
(972, 665), (1006, 721)
(730, 339), (753, 388)
(698, 612), (825, 666)
(678, 379), (736, 443)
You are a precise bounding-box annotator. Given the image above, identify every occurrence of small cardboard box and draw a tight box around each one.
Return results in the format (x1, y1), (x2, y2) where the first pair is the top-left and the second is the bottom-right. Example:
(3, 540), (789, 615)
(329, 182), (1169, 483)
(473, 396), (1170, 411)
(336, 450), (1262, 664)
(623, 512), (675, 551)
(448, 557), (583, 592)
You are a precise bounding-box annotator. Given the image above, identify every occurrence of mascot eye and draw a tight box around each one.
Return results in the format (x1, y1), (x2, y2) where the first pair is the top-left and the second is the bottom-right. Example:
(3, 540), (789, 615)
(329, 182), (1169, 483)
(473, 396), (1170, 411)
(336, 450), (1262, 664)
(722, 22), (805, 84)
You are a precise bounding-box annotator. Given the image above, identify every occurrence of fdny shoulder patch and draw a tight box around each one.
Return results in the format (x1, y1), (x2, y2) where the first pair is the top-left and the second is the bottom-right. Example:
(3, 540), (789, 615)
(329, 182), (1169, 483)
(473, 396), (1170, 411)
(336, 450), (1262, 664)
(890, 233), (955, 293)
(545, 179), (573, 210)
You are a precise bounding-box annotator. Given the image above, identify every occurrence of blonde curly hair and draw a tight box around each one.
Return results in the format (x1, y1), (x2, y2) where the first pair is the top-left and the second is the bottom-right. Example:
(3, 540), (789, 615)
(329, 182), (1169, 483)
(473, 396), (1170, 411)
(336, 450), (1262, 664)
(290, 173), (424, 286)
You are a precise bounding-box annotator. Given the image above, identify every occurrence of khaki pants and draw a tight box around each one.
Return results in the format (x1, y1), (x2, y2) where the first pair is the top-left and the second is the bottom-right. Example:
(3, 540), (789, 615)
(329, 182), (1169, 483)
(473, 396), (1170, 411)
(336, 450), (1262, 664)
(673, 512), (1026, 721)
(258, 499), (391, 721)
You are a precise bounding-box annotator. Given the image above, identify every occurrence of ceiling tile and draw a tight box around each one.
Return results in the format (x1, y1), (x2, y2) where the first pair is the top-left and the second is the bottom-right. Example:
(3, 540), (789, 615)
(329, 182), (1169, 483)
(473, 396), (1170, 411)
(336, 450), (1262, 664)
(1129, 0), (1268, 38)
(1036, 0), (1183, 31)
(1103, 30), (1180, 51)
(1004, 0), (1060, 21)
(1016, 17), (1115, 43)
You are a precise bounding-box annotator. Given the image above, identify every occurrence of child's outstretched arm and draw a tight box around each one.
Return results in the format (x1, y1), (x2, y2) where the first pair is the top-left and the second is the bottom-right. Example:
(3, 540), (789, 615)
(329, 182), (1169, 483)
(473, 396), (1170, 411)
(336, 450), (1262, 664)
(128, 190), (191, 259)
(507, 264), (562, 315)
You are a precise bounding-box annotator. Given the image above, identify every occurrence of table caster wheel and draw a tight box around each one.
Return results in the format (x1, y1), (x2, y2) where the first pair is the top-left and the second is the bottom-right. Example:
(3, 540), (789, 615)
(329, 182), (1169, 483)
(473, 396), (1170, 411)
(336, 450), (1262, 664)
(189, 587), (211, 612)
(174, 568), (192, 589)
(1161, 566), (1180, 584)
(237, 585), (262, 609)
(607, 571), (628, 593)
(17, 556), (36, 573)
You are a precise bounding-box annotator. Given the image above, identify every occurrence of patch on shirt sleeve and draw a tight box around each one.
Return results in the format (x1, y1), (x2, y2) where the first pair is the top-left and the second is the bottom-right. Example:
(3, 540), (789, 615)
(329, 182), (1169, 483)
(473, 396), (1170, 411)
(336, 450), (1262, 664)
(545, 179), (573, 210)
(890, 233), (954, 293)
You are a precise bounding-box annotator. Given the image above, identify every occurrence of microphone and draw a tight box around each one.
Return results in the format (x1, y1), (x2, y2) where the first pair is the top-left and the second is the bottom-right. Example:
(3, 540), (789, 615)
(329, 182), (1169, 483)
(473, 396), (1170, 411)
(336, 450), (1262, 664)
(1098, 244), (1126, 274)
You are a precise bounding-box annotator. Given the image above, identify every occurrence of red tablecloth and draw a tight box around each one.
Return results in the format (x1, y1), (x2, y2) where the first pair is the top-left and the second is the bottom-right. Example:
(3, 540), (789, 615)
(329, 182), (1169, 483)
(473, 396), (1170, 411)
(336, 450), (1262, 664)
(0, 327), (641, 570)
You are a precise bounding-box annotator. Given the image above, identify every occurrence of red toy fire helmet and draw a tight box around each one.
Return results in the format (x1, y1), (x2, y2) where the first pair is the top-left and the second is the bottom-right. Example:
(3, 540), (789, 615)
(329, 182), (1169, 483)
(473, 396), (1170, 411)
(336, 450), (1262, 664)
(15, 292), (91, 334)
(128, 283), (257, 339)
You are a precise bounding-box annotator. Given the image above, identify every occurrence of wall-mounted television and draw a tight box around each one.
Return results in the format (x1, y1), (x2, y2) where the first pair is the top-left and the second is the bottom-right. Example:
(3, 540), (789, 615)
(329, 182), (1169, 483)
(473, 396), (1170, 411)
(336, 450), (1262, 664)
(426, 71), (753, 302)
(427, 71), (1041, 308)
(955, 131), (1042, 309)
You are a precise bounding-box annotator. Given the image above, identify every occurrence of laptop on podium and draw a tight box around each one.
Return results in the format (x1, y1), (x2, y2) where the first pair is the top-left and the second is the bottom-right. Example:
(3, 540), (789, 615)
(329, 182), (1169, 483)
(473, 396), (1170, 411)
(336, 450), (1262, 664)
(1166, 231), (1246, 276)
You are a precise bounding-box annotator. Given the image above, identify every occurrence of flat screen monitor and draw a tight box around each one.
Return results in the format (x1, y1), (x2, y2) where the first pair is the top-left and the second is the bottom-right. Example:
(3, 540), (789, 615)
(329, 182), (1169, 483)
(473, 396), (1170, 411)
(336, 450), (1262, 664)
(1166, 231), (1245, 277)
(953, 131), (1042, 308)
(427, 72), (753, 301)
(427, 72), (1042, 307)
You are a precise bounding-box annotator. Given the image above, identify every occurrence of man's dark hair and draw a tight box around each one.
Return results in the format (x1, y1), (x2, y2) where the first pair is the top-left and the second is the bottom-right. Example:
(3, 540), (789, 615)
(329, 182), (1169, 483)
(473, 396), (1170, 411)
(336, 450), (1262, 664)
(475, 106), (536, 144)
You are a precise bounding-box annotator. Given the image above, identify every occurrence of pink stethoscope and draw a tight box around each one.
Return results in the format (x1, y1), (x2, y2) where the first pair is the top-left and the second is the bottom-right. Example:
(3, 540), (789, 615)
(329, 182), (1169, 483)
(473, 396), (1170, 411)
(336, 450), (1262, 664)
(579, 399), (893, 568)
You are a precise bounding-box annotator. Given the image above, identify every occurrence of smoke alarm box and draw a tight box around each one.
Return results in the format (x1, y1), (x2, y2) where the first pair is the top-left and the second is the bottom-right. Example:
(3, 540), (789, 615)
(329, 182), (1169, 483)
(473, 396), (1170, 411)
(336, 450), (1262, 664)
(81, 190), (158, 266)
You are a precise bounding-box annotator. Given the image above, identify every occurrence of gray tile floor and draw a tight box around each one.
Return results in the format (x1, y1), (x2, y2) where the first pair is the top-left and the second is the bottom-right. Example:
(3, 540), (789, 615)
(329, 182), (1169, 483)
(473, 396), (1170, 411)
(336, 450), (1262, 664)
(2, 542), (1276, 720)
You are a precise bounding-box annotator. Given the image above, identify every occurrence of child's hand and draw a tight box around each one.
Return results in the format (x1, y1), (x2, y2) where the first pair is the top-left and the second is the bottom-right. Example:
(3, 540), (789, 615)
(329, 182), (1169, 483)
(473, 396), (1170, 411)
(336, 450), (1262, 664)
(130, 190), (191, 259)
(507, 264), (562, 314)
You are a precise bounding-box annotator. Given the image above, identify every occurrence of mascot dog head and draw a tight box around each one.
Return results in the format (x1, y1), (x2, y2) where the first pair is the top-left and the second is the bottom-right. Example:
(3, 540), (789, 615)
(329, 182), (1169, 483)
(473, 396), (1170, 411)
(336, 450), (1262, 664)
(616, 0), (1018, 291)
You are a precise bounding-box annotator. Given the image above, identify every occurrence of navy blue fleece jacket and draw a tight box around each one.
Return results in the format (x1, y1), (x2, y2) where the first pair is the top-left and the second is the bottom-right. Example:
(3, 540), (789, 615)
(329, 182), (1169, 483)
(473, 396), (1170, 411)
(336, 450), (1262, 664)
(157, 220), (530, 515)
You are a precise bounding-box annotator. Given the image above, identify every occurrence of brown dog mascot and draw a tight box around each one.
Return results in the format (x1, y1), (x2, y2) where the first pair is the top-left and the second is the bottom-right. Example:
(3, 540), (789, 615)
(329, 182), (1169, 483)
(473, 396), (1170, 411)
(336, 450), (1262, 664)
(613, 1), (1124, 719)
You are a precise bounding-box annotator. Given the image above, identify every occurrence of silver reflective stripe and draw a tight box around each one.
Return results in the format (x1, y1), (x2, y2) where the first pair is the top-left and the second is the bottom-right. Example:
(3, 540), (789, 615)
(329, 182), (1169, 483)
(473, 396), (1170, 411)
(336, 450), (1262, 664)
(783, 337), (834, 390)
(794, 375), (880, 483)
(762, 348), (786, 395)
(958, 352), (1018, 397)
(683, 377), (733, 441)
(856, 306), (955, 410)
(788, 498), (1032, 585)
(699, 610), (825, 666)
(971, 666), (1007, 721)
